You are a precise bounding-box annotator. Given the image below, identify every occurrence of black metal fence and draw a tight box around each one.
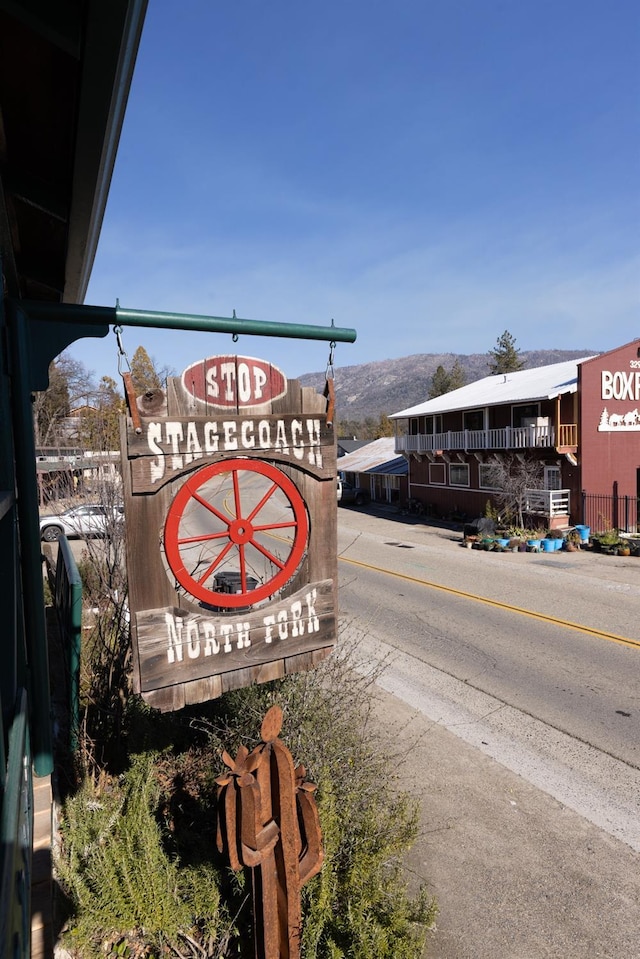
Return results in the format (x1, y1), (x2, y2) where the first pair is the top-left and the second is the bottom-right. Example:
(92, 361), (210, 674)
(582, 492), (639, 534)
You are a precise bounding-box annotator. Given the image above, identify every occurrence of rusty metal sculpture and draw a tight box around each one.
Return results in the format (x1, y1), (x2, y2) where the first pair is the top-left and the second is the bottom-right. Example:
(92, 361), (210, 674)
(216, 705), (323, 959)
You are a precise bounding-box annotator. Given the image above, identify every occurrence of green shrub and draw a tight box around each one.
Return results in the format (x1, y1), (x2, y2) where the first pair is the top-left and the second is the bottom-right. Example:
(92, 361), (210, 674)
(189, 647), (437, 957)
(59, 609), (436, 957)
(56, 754), (228, 957)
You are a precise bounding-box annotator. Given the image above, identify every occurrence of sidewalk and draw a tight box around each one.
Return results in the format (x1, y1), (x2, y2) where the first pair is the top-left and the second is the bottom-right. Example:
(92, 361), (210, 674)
(341, 506), (640, 957)
(372, 688), (640, 959)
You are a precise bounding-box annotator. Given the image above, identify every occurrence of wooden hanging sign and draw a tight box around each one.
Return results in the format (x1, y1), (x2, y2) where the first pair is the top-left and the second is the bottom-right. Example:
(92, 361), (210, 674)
(121, 356), (338, 712)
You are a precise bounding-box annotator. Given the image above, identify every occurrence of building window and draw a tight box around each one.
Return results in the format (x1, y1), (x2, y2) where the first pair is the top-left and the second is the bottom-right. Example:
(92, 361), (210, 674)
(478, 464), (499, 490)
(449, 463), (470, 487)
(512, 403), (540, 427)
(424, 415), (443, 435)
(410, 418), (419, 435)
(544, 466), (561, 490)
(429, 463), (446, 485)
(464, 409), (484, 431)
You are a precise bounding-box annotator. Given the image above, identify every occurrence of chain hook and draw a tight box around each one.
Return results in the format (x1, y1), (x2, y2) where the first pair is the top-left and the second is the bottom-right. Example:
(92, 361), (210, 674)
(113, 323), (131, 375)
(324, 322), (337, 428)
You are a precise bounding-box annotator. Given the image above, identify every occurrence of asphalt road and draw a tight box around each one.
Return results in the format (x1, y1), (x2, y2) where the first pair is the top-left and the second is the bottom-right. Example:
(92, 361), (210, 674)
(337, 505), (640, 958)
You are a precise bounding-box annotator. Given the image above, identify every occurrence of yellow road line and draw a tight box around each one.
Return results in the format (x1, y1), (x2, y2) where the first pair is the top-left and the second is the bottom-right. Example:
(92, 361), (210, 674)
(339, 555), (640, 651)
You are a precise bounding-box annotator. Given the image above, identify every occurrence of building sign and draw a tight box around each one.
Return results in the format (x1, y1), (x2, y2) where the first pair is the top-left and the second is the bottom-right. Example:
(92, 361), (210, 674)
(122, 356), (337, 712)
(598, 365), (640, 431)
(181, 354), (287, 408)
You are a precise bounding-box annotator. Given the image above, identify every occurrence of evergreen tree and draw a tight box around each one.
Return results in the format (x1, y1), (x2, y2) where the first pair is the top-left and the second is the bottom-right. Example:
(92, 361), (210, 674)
(449, 359), (466, 391)
(487, 330), (524, 374)
(374, 413), (394, 438)
(130, 346), (163, 393)
(428, 360), (467, 399)
(428, 365), (449, 398)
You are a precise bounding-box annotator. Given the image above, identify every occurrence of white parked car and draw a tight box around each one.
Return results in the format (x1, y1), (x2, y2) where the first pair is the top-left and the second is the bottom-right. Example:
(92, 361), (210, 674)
(39, 504), (124, 542)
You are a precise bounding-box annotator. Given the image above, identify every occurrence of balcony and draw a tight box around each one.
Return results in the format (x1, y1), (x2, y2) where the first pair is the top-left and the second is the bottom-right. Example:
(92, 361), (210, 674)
(524, 488), (570, 517)
(396, 423), (578, 456)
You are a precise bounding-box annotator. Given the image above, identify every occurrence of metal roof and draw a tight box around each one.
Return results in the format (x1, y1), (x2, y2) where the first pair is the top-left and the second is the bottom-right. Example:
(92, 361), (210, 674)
(337, 439), (371, 455)
(366, 456), (408, 477)
(337, 438), (403, 474)
(390, 357), (596, 419)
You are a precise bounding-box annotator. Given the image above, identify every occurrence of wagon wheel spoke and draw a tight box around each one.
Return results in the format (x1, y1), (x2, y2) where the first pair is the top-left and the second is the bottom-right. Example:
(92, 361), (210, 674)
(247, 482), (279, 523)
(191, 488), (232, 527)
(178, 529), (232, 546)
(252, 520), (298, 533)
(164, 459), (309, 608)
(195, 539), (236, 587)
(248, 538), (286, 570)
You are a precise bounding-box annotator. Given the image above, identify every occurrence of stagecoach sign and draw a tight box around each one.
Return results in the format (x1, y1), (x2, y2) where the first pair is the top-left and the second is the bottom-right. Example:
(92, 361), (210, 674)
(122, 356), (337, 712)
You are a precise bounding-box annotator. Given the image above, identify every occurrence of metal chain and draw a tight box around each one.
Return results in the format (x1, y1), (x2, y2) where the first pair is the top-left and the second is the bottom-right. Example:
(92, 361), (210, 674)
(325, 320), (336, 380)
(113, 323), (131, 375)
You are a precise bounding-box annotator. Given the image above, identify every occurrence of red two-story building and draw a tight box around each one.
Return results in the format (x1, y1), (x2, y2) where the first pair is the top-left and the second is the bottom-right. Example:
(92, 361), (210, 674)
(391, 339), (640, 533)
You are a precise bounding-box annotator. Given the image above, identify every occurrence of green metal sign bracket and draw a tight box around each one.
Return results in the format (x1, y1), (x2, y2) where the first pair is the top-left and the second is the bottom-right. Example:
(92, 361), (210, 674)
(18, 300), (357, 391)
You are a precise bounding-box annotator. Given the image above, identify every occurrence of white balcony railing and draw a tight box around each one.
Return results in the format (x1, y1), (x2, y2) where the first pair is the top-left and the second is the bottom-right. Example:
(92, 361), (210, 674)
(524, 489), (570, 517)
(396, 424), (555, 455)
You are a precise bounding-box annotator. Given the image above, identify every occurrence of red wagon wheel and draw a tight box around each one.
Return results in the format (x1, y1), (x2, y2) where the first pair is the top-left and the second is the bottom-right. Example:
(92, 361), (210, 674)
(164, 459), (309, 608)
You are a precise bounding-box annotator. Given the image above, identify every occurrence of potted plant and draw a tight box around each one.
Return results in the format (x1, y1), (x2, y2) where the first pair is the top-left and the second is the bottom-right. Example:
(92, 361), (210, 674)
(525, 530), (543, 552)
(541, 532), (556, 552)
(592, 529), (620, 554)
(564, 530), (582, 551)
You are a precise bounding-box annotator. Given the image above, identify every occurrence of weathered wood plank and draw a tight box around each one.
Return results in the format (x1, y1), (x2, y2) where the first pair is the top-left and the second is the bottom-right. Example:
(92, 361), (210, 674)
(221, 659), (286, 695)
(135, 580), (335, 692)
(182, 675), (223, 705)
(142, 685), (186, 712)
(129, 438), (336, 492)
(126, 413), (334, 456)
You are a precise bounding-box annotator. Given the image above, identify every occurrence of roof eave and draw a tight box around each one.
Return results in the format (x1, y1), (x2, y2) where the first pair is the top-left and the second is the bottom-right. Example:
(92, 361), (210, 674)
(63, 0), (148, 304)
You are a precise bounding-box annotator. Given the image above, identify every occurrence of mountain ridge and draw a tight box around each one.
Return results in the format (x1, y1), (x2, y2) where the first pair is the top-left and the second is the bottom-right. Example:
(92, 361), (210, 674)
(298, 349), (596, 422)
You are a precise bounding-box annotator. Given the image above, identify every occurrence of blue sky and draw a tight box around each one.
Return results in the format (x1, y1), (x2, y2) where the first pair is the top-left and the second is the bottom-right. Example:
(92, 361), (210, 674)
(71, 0), (640, 385)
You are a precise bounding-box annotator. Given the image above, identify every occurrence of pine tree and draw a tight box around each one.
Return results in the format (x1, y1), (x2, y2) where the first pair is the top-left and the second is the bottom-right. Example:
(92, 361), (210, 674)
(130, 346), (163, 393)
(428, 365), (449, 398)
(487, 331), (524, 374)
(448, 359), (466, 391)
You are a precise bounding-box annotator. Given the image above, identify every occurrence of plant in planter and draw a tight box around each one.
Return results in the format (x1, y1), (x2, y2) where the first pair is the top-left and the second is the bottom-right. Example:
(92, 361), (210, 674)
(592, 528), (620, 554)
(564, 530), (582, 551)
(524, 529), (544, 552)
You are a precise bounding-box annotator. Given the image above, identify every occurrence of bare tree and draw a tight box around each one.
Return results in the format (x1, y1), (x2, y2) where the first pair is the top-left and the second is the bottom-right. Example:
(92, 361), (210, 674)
(33, 353), (95, 447)
(482, 455), (543, 528)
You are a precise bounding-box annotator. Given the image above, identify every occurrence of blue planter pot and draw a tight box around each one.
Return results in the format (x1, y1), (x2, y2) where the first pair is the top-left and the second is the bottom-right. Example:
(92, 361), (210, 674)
(575, 525), (590, 542)
(541, 539), (555, 552)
